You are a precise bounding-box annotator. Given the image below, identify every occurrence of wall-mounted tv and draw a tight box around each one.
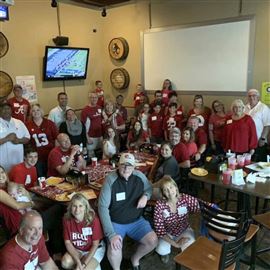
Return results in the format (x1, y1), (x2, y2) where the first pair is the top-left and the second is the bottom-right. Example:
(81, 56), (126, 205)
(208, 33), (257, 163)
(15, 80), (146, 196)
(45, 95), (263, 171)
(0, 6), (9, 21)
(43, 46), (89, 81)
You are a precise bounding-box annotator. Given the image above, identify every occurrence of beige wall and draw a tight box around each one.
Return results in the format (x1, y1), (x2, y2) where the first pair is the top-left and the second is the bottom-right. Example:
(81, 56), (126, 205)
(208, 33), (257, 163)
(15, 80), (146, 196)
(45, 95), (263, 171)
(0, 0), (269, 114)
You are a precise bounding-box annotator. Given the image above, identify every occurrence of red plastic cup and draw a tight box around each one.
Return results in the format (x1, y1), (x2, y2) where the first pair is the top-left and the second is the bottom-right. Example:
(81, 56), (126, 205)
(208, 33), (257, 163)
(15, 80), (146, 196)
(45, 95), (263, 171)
(38, 177), (46, 189)
(222, 170), (232, 185)
(228, 157), (236, 170)
(237, 155), (245, 168)
(244, 153), (252, 165)
(91, 157), (98, 167)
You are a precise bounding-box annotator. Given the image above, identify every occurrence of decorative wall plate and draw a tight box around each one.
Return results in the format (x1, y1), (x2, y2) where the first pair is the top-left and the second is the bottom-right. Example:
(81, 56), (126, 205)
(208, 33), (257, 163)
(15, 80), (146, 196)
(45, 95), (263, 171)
(110, 68), (130, 89)
(108, 37), (129, 60)
(0, 32), (9, 58)
(0, 71), (13, 98)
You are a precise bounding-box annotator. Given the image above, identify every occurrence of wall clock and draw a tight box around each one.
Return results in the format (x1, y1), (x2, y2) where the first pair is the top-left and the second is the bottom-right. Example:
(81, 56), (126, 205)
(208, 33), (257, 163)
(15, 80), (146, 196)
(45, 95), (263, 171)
(110, 68), (130, 89)
(0, 32), (9, 58)
(108, 37), (129, 60)
(0, 71), (13, 98)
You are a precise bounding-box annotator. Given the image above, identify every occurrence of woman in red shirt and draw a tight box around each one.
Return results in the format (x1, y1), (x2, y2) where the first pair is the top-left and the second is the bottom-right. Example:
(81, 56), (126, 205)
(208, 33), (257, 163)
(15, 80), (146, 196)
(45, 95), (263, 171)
(62, 193), (105, 270)
(127, 120), (150, 150)
(222, 99), (257, 155)
(208, 100), (227, 155)
(161, 79), (173, 105)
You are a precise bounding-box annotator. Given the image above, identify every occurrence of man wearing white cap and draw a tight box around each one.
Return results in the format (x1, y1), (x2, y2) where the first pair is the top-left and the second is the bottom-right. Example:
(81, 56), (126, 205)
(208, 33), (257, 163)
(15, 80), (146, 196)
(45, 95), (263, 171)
(98, 153), (158, 270)
(244, 88), (270, 161)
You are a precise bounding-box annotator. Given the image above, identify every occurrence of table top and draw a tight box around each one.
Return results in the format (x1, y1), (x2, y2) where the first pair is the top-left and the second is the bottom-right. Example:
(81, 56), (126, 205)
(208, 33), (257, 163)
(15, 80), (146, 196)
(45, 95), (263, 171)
(189, 172), (270, 199)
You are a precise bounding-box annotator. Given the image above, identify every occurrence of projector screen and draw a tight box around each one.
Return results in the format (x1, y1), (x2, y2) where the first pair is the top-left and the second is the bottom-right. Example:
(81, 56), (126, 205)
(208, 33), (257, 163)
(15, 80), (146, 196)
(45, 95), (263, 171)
(142, 17), (255, 94)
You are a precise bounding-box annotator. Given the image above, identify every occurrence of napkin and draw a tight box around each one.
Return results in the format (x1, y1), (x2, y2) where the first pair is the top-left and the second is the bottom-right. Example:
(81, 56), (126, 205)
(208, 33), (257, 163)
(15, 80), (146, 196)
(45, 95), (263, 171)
(246, 173), (256, 184)
(231, 169), (245, 186)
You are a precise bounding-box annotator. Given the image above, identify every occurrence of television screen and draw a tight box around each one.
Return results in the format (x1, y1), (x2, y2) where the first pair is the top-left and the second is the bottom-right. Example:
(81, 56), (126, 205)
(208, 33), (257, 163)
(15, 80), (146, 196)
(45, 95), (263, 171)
(43, 46), (89, 81)
(0, 6), (9, 21)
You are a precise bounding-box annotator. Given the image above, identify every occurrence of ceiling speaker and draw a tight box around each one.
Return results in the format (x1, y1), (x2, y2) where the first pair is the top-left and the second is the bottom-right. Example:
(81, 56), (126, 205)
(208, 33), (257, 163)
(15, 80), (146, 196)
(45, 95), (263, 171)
(53, 36), (69, 46)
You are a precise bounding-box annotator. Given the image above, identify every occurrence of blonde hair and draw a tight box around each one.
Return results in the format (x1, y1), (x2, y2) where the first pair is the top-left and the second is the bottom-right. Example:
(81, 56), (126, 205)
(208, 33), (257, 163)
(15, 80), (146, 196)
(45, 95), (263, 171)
(231, 99), (245, 111)
(65, 193), (95, 225)
(159, 175), (180, 200)
(30, 103), (44, 118)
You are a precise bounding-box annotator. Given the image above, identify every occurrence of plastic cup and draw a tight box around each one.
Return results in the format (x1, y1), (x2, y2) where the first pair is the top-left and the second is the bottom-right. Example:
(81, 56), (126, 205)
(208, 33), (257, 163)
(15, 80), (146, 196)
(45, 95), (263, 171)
(228, 157), (236, 170)
(91, 157), (98, 167)
(38, 177), (46, 189)
(237, 155), (245, 168)
(244, 153), (252, 165)
(222, 169), (232, 185)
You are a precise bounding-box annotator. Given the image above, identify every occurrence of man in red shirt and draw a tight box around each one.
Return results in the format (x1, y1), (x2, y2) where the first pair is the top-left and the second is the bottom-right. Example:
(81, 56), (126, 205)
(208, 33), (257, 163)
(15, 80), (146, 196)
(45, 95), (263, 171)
(7, 84), (30, 123)
(187, 116), (208, 163)
(81, 92), (103, 158)
(169, 127), (190, 168)
(9, 146), (38, 188)
(95, 80), (105, 108)
(0, 210), (58, 270)
(47, 133), (86, 177)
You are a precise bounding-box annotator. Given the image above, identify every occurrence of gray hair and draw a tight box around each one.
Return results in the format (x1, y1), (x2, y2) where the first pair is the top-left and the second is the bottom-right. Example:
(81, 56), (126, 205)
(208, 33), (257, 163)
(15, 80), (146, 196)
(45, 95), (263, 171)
(231, 99), (245, 111)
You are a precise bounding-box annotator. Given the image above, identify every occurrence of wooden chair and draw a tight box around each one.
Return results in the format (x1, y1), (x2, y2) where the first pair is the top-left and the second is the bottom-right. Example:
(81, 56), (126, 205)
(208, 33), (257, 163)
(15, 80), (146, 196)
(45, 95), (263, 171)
(252, 211), (270, 268)
(199, 201), (259, 270)
(174, 233), (247, 270)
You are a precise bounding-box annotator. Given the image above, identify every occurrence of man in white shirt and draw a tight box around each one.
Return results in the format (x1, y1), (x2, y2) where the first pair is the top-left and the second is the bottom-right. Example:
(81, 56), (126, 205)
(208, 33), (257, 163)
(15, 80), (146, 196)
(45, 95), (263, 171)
(48, 92), (71, 128)
(0, 103), (30, 172)
(244, 88), (270, 161)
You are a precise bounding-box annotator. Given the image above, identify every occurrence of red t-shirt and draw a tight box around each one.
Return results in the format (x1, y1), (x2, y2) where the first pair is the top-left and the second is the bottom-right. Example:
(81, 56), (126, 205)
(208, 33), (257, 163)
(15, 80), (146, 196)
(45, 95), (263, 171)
(7, 97), (30, 123)
(161, 89), (172, 105)
(222, 115), (258, 153)
(127, 130), (149, 149)
(47, 146), (72, 177)
(148, 112), (164, 138)
(195, 128), (208, 148)
(95, 88), (104, 108)
(102, 112), (125, 131)
(26, 119), (58, 162)
(9, 162), (37, 188)
(0, 236), (50, 270)
(81, 105), (103, 138)
(208, 114), (227, 142)
(183, 141), (198, 158)
(150, 100), (166, 115)
(0, 197), (22, 236)
(63, 216), (103, 252)
(172, 142), (189, 163)
(133, 92), (146, 107)
(163, 114), (182, 138)
(188, 107), (212, 131)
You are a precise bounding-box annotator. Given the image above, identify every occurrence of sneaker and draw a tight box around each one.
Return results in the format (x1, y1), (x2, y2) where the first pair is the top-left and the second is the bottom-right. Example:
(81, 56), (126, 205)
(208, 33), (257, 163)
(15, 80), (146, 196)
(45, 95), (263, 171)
(160, 254), (170, 264)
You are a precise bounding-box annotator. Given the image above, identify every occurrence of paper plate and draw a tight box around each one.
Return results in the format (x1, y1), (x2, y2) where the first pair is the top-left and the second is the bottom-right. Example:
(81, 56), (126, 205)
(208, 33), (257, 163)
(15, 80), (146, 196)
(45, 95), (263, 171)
(191, 168), (208, 177)
(46, 177), (64, 186)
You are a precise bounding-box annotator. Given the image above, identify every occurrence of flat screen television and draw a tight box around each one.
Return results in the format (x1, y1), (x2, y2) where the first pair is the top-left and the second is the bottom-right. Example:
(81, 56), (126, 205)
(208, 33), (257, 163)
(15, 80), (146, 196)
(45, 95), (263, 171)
(0, 6), (9, 21)
(43, 46), (89, 81)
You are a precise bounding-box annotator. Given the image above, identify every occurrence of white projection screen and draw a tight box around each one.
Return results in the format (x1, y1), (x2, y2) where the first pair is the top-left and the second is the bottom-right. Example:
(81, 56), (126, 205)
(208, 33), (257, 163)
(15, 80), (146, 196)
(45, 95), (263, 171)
(142, 17), (255, 94)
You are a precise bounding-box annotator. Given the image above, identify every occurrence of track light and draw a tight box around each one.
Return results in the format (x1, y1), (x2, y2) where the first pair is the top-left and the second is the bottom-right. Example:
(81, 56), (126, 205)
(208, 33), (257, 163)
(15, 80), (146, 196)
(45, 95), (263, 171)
(51, 0), (57, 8)
(101, 8), (107, 17)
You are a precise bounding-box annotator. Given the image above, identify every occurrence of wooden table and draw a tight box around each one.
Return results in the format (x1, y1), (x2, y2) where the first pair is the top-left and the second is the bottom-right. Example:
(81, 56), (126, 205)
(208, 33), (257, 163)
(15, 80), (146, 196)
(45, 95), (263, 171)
(189, 172), (270, 217)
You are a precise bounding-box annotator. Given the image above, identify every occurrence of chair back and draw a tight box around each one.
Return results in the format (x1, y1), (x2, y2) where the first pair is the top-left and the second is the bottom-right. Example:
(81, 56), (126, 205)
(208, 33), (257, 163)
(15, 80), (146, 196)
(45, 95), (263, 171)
(219, 227), (248, 269)
(199, 201), (248, 243)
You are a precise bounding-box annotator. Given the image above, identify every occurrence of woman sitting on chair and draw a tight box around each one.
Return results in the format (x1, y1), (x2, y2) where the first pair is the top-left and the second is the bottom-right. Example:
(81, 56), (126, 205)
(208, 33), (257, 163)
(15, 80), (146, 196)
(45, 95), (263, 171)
(154, 176), (200, 264)
(149, 142), (180, 184)
(102, 126), (120, 159)
(61, 193), (105, 270)
(126, 120), (150, 150)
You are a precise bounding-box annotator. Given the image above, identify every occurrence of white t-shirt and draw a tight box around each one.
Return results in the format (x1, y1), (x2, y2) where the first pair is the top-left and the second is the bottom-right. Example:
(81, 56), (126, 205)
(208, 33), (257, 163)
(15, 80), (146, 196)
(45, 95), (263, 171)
(245, 101), (270, 140)
(48, 105), (72, 128)
(103, 140), (117, 159)
(0, 117), (30, 172)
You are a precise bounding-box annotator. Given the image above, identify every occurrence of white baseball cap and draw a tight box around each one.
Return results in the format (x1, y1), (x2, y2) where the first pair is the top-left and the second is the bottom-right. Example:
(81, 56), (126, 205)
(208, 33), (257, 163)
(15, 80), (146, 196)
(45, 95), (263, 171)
(119, 153), (135, 166)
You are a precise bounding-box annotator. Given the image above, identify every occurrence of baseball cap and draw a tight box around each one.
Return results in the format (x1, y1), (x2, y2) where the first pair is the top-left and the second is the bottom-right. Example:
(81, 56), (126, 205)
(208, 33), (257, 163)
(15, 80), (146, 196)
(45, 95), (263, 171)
(119, 153), (135, 166)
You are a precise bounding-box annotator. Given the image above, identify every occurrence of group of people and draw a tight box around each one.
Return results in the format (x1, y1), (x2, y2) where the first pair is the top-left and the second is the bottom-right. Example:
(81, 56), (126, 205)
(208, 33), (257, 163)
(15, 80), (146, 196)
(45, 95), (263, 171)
(0, 79), (269, 269)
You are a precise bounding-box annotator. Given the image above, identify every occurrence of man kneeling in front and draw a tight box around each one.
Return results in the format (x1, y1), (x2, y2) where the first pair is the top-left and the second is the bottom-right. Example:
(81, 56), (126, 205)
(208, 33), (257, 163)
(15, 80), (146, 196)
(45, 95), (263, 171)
(98, 153), (158, 270)
(0, 210), (58, 270)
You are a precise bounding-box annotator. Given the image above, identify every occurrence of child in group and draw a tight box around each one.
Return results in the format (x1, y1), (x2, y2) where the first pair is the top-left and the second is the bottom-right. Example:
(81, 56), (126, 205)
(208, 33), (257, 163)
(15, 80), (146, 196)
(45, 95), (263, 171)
(163, 103), (183, 140)
(7, 182), (32, 214)
(148, 102), (164, 144)
(161, 79), (173, 105)
(95, 80), (105, 108)
(133, 83), (147, 107)
(138, 103), (151, 132)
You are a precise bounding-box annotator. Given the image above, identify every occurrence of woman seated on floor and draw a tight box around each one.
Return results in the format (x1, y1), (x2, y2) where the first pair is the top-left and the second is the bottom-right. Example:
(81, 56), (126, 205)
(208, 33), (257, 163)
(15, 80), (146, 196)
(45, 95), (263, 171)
(61, 193), (105, 270)
(153, 176), (200, 264)
(148, 142), (180, 184)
